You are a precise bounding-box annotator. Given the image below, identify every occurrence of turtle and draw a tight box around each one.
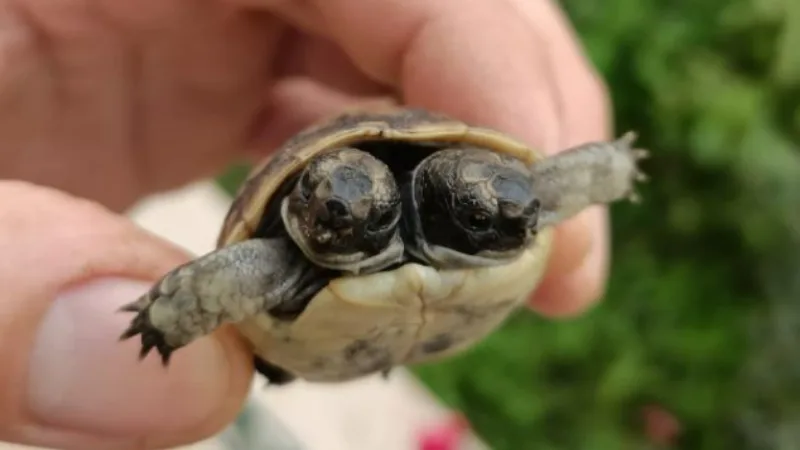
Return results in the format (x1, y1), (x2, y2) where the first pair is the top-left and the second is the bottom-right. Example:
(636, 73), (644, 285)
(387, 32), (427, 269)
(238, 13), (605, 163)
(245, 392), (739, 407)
(119, 107), (648, 385)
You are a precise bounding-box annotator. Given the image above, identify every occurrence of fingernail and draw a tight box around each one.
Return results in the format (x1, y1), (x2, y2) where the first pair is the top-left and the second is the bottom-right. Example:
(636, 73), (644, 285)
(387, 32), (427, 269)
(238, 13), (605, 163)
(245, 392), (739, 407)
(28, 278), (230, 436)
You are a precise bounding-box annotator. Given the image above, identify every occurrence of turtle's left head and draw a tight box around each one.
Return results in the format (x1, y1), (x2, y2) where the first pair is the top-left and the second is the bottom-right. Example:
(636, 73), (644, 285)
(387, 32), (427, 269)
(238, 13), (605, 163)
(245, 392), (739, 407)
(282, 147), (403, 271)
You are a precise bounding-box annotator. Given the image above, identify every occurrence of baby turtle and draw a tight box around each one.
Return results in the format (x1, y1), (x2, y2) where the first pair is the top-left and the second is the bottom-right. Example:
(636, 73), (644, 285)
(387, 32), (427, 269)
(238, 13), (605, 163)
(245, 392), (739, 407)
(119, 108), (648, 384)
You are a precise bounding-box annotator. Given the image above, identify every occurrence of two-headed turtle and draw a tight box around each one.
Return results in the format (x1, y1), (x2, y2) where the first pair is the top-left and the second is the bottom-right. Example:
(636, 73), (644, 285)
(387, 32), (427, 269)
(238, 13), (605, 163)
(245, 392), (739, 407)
(119, 108), (648, 384)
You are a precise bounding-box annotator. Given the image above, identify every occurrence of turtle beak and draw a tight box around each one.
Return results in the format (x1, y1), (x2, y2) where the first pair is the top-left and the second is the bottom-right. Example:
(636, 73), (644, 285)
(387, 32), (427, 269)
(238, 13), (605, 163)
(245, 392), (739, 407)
(305, 199), (336, 246)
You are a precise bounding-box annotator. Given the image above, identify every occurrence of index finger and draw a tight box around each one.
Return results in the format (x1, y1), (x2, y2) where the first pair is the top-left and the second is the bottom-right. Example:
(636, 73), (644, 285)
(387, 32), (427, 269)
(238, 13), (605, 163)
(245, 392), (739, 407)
(262, 0), (563, 153)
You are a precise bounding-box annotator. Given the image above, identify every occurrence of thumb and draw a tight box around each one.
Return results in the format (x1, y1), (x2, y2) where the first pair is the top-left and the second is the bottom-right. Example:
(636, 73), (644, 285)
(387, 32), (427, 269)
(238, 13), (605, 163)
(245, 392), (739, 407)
(0, 181), (253, 450)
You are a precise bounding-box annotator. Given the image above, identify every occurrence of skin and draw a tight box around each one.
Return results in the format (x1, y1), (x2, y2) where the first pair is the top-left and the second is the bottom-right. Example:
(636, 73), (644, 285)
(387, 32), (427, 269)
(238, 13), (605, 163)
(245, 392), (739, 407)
(0, 0), (612, 449)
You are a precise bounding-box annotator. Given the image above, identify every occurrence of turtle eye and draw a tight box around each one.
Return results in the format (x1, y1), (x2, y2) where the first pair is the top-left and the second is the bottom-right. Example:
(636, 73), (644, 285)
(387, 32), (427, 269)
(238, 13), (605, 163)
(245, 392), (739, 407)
(464, 211), (493, 231)
(524, 199), (541, 228)
(369, 209), (397, 231)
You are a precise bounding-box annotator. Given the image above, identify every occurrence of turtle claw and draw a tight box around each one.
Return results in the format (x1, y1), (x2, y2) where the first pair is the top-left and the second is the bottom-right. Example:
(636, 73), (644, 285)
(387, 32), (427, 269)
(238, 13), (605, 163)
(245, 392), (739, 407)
(119, 297), (177, 367)
(618, 130), (638, 145)
(117, 260), (238, 366)
(613, 130), (650, 204)
(616, 131), (650, 159)
(118, 296), (149, 313)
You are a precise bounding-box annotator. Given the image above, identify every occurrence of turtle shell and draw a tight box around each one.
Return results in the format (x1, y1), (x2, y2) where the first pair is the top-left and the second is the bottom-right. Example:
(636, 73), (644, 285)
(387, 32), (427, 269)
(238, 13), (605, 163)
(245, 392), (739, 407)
(218, 107), (555, 382)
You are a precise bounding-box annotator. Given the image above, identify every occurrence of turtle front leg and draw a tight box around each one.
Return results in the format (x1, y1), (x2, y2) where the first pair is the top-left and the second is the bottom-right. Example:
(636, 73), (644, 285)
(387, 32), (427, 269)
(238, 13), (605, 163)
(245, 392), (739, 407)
(530, 132), (649, 228)
(119, 238), (326, 365)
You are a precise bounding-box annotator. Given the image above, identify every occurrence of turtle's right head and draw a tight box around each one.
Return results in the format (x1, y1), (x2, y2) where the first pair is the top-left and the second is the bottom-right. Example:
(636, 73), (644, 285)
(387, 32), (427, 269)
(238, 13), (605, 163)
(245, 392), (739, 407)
(404, 147), (540, 269)
(281, 147), (404, 273)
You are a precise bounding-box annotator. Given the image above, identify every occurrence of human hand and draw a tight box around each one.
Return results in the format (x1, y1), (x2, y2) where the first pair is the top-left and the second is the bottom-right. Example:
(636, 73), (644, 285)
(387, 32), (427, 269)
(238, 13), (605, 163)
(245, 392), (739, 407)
(0, 0), (610, 449)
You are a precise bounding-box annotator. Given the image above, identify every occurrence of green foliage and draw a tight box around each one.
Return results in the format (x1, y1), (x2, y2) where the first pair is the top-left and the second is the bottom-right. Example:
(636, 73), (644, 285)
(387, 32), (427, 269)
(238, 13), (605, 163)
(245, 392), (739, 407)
(216, 1), (800, 447)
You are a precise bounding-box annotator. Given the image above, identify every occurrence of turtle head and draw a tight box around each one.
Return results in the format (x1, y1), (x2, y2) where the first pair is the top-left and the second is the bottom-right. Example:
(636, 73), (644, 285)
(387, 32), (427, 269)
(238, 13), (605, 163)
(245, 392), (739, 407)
(282, 147), (403, 273)
(404, 147), (540, 268)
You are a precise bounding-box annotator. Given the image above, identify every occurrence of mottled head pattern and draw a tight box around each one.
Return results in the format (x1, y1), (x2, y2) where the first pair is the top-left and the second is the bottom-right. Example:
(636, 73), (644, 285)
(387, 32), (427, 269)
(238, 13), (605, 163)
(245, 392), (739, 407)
(407, 147), (540, 267)
(282, 147), (402, 271)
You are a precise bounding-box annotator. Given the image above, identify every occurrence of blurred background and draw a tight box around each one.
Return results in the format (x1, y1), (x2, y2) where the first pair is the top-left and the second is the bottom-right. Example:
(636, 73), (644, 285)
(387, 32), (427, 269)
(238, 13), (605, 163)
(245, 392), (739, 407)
(216, 1), (800, 449)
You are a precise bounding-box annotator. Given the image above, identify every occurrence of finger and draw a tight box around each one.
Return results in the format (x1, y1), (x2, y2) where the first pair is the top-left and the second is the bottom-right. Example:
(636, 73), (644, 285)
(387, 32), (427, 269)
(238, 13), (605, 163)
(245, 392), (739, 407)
(6, 0), (282, 211)
(533, 205), (609, 317)
(248, 0), (563, 153)
(506, 0), (613, 316)
(506, 0), (612, 148)
(274, 32), (388, 97)
(0, 181), (253, 450)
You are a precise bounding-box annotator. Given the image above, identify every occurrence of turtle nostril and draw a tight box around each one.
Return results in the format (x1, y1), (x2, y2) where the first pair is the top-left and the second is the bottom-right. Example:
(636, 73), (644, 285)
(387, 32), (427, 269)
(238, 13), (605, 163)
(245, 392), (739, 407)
(326, 199), (348, 218)
(316, 199), (351, 230)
